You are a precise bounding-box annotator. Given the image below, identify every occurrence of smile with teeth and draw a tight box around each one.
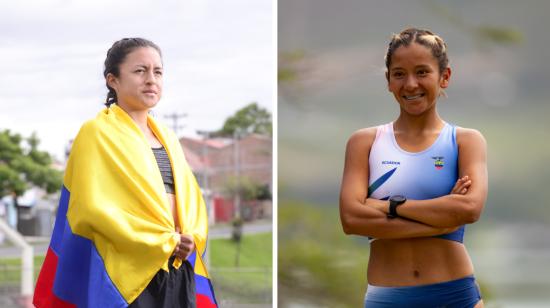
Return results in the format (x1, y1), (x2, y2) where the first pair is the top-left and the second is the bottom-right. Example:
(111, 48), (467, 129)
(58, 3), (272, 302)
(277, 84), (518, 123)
(403, 93), (425, 100)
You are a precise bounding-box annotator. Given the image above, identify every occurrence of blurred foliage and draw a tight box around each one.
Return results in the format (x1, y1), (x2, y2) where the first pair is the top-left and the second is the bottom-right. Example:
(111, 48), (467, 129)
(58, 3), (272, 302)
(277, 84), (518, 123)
(424, 0), (523, 46)
(279, 201), (369, 307)
(223, 175), (268, 201)
(0, 130), (62, 197)
(256, 183), (272, 201)
(215, 102), (272, 137)
(278, 50), (307, 83)
(474, 26), (523, 45)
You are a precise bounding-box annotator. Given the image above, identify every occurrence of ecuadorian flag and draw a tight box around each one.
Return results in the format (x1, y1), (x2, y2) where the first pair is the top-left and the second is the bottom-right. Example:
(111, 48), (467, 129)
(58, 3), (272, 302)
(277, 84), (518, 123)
(33, 105), (217, 307)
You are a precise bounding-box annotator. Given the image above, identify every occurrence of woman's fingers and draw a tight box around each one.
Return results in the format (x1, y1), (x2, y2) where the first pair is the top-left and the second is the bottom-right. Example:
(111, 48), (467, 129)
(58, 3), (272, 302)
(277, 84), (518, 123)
(179, 241), (191, 253)
(179, 234), (194, 244)
(174, 243), (187, 259)
(173, 234), (195, 259)
(456, 180), (471, 194)
(173, 243), (180, 257)
(452, 176), (471, 194)
(451, 177), (464, 193)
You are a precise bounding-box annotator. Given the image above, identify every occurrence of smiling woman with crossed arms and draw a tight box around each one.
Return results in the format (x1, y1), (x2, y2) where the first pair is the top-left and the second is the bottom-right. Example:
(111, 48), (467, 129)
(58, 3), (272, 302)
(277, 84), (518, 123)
(339, 28), (488, 308)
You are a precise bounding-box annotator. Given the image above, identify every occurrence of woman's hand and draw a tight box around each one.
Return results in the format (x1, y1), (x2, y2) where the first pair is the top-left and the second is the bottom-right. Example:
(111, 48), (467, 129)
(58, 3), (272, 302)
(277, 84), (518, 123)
(451, 175), (471, 195)
(173, 227), (195, 260)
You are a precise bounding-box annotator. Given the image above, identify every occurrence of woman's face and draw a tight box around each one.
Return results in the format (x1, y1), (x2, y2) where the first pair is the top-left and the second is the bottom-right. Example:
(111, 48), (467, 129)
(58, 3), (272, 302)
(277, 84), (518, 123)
(387, 42), (450, 116)
(108, 47), (163, 111)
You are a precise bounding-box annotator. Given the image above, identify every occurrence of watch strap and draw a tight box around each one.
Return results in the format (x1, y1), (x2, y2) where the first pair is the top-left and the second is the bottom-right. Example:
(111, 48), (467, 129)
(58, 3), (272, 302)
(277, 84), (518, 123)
(387, 195), (406, 219)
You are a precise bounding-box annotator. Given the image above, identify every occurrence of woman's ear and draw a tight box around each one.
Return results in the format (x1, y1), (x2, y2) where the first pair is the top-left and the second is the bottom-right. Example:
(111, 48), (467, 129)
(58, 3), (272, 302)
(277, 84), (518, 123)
(440, 67), (451, 89)
(106, 73), (118, 91)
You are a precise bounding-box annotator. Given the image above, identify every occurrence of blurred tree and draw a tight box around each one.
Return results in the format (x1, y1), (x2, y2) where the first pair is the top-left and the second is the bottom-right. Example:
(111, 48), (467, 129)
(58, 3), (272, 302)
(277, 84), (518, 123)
(278, 50), (307, 83)
(215, 102), (272, 137)
(0, 129), (62, 198)
(223, 175), (264, 202)
(424, 0), (523, 47)
(256, 184), (272, 201)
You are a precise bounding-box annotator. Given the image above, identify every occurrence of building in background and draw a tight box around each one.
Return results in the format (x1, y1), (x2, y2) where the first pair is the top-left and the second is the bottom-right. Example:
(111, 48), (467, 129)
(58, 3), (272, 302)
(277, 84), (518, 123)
(180, 134), (272, 223)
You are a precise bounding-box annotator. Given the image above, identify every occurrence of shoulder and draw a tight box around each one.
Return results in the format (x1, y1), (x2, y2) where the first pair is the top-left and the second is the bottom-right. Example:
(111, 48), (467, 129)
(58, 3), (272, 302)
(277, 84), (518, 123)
(64, 119), (105, 179)
(455, 127), (487, 148)
(74, 118), (103, 142)
(71, 110), (117, 151)
(345, 126), (379, 153)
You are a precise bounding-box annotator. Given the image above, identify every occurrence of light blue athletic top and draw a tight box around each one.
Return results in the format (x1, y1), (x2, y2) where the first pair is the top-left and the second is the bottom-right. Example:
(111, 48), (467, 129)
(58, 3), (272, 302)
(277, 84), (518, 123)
(368, 122), (464, 243)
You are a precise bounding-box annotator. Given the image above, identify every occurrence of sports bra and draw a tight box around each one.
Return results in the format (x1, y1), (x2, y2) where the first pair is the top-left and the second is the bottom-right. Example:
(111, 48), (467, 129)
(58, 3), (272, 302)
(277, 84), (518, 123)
(368, 122), (464, 243)
(152, 146), (175, 194)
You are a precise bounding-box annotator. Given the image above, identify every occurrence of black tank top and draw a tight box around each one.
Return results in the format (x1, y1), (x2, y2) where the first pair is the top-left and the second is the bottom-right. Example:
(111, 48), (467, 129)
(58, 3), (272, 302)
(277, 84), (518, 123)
(152, 147), (175, 194)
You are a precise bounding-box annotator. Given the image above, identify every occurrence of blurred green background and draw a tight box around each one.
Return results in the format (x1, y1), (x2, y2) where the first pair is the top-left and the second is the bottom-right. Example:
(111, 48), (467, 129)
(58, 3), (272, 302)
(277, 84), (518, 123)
(278, 0), (550, 307)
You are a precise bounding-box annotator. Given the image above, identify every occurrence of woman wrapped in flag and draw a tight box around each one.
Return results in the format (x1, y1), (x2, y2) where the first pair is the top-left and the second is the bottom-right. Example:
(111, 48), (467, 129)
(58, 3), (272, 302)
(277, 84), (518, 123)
(34, 38), (217, 308)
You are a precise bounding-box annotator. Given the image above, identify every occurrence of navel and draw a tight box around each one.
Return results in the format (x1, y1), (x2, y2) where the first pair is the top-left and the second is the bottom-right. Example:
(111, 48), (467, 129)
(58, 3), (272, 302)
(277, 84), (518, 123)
(413, 270), (420, 278)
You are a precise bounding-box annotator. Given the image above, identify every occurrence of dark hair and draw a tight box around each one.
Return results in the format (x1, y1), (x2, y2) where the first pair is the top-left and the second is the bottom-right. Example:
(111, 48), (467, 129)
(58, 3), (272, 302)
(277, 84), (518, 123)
(385, 28), (449, 81)
(103, 38), (162, 107)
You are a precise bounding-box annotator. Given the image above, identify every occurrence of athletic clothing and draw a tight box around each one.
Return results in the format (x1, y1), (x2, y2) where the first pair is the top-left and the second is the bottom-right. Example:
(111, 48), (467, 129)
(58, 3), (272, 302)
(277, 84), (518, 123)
(368, 122), (464, 243)
(364, 275), (482, 308)
(152, 146), (176, 194)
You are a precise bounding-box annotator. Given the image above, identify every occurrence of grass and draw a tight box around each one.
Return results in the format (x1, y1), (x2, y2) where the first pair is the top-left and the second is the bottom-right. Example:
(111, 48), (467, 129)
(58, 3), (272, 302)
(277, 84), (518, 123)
(210, 232), (272, 268)
(209, 232), (272, 304)
(0, 255), (45, 286)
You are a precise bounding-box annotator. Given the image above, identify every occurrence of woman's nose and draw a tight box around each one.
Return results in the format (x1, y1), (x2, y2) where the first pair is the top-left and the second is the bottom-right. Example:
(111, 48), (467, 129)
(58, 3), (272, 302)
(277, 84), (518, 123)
(145, 71), (157, 84)
(404, 75), (418, 90)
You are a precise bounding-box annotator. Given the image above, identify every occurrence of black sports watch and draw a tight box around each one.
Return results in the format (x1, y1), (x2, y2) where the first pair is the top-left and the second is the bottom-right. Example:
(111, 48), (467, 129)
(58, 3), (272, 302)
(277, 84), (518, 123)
(388, 195), (407, 219)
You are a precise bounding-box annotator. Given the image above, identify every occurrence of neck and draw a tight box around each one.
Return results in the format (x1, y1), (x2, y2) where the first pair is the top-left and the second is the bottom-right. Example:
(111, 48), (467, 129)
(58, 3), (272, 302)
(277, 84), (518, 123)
(394, 109), (444, 134)
(115, 103), (150, 132)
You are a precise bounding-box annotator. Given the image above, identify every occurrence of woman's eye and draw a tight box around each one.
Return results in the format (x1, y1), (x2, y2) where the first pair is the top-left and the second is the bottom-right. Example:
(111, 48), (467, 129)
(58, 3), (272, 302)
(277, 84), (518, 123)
(417, 70), (428, 76)
(155, 71), (163, 76)
(135, 69), (144, 73)
(392, 72), (404, 78)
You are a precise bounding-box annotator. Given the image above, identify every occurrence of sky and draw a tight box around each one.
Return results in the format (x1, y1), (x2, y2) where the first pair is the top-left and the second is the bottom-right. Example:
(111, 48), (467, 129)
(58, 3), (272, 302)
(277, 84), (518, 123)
(0, 0), (273, 160)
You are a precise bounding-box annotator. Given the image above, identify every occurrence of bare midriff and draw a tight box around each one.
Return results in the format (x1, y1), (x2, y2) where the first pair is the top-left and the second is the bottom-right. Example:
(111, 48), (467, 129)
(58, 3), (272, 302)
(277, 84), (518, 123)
(368, 237), (474, 286)
(166, 193), (180, 231)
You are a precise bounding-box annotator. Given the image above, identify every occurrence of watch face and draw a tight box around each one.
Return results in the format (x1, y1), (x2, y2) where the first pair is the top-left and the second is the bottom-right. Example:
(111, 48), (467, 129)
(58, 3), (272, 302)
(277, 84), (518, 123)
(391, 195), (406, 203)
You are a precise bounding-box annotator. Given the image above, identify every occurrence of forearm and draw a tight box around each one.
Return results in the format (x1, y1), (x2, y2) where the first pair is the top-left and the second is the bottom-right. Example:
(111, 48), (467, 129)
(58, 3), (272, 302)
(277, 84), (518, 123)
(369, 195), (480, 228)
(340, 200), (456, 239)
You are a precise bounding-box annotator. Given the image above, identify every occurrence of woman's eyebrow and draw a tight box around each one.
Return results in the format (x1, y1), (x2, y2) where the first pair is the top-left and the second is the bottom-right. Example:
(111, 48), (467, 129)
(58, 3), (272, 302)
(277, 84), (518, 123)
(391, 64), (432, 71)
(415, 64), (431, 69)
(133, 64), (163, 69)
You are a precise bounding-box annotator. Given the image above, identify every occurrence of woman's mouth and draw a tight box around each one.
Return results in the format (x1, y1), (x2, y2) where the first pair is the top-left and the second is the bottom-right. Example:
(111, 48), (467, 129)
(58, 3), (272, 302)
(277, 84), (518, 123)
(403, 93), (425, 100)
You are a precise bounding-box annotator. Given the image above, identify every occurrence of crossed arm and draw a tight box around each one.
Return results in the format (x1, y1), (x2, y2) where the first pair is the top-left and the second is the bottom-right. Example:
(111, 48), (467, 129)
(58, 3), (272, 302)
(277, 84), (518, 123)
(339, 127), (488, 239)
